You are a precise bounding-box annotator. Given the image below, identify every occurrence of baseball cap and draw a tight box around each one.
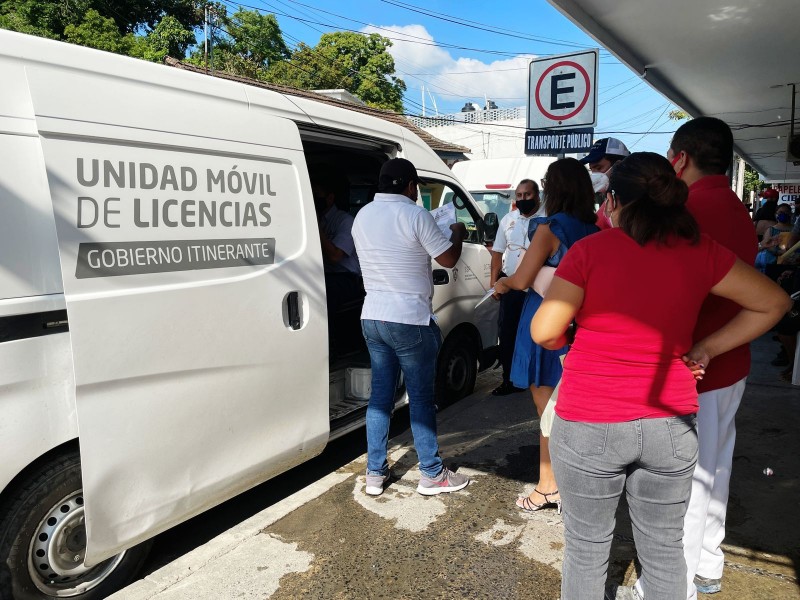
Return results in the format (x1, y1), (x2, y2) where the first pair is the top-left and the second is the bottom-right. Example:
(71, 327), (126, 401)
(762, 188), (779, 199)
(579, 137), (630, 164)
(379, 158), (427, 189)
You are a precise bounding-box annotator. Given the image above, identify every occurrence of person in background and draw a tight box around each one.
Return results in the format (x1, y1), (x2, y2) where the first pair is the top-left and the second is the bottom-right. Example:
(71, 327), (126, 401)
(753, 187), (780, 241)
(785, 201), (800, 249)
(532, 152), (790, 600)
(489, 179), (545, 396)
(352, 158), (470, 497)
(755, 203), (794, 272)
(494, 158), (598, 513)
(313, 175), (364, 354)
(662, 117), (761, 599)
(579, 137), (631, 230)
(313, 175), (360, 277)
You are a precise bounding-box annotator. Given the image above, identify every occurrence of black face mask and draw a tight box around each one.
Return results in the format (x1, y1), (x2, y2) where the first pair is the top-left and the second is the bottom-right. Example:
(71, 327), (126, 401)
(516, 199), (538, 215)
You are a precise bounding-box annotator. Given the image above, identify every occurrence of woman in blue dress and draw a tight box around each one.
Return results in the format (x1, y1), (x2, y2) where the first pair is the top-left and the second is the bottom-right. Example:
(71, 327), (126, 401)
(494, 158), (599, 512)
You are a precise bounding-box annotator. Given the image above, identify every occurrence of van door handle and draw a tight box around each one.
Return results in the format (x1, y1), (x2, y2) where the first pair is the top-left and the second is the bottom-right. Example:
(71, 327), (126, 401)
(286, 291), (302, 330)
(432, 269), (449, 285)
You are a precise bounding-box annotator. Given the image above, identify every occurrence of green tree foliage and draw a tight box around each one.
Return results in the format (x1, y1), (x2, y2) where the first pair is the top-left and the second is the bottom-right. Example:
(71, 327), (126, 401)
(266, 32), (407, 112)
(0, 0), (201, 37)
(220, 8), (288, 68)
(185, 7), (289, 80)
(668, 109), (691, 121)
(61, 9), (193, 62)
(2, 2), (407, 113)
(0, 0), (90, 38)
(743, 163), (763, 201)
(136, 14), (196, 61)
(89, 0), (202, 34)
(63, 9), (135, 54)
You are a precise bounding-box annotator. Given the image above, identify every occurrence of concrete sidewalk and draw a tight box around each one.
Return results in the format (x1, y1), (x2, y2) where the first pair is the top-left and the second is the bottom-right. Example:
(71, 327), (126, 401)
(111, 335), (799, 600)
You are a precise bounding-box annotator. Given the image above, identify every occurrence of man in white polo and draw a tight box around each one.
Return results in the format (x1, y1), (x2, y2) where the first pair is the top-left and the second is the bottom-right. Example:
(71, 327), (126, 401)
(352, 158), (470, 497)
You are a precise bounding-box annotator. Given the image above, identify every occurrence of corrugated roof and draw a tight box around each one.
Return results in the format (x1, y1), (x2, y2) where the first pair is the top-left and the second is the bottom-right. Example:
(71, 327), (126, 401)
(164, 58), (470, 156)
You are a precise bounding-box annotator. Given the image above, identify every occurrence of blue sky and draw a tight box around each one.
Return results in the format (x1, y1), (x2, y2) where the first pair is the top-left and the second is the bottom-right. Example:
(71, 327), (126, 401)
(226, 0), (680, 155)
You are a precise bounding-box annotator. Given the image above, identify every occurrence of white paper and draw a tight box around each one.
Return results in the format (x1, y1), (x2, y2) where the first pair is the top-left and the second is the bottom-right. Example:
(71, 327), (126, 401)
(430, 203), (457, 235)
(475, 288), (497, 309)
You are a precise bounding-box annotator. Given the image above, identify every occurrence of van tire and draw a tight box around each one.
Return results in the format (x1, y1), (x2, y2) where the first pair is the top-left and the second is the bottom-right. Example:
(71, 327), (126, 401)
(436, 330), (478, 404)
(0, 450), (151, 600)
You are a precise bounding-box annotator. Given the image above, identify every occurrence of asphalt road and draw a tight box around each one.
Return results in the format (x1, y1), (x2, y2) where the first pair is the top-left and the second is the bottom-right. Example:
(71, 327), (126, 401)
(138, 407), (413, 577)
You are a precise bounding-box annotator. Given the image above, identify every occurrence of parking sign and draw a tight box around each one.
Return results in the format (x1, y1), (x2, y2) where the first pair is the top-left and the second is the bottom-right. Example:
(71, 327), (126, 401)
(528, 50), (598, 130)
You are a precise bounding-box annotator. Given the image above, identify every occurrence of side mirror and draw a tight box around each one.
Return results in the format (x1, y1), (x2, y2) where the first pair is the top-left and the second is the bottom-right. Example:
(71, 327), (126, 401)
(482, 212), (499, 244)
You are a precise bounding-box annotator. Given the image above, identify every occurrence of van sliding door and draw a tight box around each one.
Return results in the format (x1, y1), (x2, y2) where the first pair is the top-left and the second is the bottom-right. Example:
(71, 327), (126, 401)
(26, 67), (329, 566)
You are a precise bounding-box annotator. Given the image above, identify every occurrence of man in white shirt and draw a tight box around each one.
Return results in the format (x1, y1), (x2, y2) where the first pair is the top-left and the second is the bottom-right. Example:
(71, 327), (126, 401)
(489, 179), (544, 396)
(312, 178), (360, 276)
(313, 176), (364, 354)
(352, 158), (470, 497)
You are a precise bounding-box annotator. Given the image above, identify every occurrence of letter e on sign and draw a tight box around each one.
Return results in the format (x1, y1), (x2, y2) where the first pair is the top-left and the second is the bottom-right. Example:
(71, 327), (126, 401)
(528, 49), (598, 130)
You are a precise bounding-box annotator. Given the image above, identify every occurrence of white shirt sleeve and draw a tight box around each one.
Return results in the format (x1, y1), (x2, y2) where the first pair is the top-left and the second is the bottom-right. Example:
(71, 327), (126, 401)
(493, 213), (511, 253)
(413, 208), (453, 258)
(330, 211), (356, 257)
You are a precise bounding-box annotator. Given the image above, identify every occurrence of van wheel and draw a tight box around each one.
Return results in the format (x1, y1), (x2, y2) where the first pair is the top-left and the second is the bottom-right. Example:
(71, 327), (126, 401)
(436, 330), (478, 404)
(0, 450), (151, 600)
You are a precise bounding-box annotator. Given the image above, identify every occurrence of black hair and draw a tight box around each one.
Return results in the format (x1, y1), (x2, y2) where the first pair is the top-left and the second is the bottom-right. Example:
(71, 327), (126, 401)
(609, 152), (699, 246)
(542, 158), (596, 223)
(670, 116), (733, 175)
(517, 178), (540, 196)
(311, 170), (350, 200)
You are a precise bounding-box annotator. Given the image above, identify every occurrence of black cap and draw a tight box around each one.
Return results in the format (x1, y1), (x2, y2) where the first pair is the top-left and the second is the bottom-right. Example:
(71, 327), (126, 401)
(379, 158), (426, 189)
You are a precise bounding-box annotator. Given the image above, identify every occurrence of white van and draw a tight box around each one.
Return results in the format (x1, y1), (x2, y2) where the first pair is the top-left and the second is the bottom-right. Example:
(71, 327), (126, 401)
(0, 31), (499, 599)
(452, 156), (556, 221)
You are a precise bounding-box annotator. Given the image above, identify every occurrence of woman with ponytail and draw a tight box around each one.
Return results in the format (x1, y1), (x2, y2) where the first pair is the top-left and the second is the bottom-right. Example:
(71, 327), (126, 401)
(530, 152), (790, 600)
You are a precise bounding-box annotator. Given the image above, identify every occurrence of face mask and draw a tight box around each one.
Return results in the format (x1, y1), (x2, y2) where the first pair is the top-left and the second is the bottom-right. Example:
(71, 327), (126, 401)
(597, 197), (613, 229)
(670, 152), (685, 179)
(515, 199), (538, 214)
(777, 212), (790, 223)
(590, 171), (610, 194)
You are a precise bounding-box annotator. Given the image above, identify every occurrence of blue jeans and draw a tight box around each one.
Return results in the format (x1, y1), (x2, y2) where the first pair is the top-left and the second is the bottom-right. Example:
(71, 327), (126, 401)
(550, 413), (698, 600)
(361, 319), (443, 478)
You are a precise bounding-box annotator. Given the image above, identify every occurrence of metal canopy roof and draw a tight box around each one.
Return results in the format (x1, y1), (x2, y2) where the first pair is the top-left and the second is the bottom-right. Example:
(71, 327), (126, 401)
(548, 0), (800, 181)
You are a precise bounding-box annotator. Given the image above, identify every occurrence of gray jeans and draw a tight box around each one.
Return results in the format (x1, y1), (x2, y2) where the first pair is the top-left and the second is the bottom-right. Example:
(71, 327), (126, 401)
(551, 413), (698, 600)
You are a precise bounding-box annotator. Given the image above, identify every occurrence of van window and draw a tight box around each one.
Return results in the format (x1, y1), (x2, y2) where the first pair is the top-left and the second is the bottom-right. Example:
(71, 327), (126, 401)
(425, 181), (484, 244)
(471, 192), (514, 222)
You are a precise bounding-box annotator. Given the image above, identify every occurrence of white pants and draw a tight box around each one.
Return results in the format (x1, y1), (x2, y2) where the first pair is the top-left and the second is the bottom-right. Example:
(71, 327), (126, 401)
(635, 377), (747, 600)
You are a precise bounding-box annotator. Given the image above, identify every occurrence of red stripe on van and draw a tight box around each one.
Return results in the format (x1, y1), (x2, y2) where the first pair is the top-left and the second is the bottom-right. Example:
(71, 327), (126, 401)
(485, 184), (512, 189)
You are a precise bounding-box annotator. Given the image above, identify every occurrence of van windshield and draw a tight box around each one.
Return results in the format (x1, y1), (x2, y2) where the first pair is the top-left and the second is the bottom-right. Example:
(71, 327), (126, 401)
(464, 191), (514, 221)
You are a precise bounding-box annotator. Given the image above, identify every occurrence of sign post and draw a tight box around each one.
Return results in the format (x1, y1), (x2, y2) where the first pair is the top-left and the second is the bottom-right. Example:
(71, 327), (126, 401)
(526, 49), (598, 155)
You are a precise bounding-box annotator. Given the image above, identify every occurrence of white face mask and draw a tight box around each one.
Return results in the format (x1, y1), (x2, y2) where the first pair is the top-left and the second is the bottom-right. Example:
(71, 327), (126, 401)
(591, 171), (610, 194)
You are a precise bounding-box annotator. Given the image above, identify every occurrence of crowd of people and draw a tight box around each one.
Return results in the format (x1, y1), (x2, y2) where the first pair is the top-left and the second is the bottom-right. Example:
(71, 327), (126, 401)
(486, 119), (792, 600)
(346, 118), (793, 600)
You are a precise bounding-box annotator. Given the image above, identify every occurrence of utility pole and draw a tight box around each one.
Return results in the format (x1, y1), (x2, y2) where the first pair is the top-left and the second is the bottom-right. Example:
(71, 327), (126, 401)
(204, 4), (209, 73)
(732, 155), (745, 198)
(203, 4), (219, 73)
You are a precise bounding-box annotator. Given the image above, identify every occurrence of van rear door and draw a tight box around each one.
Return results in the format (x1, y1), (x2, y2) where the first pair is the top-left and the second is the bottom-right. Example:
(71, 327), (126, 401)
(25, 62), (329, 565)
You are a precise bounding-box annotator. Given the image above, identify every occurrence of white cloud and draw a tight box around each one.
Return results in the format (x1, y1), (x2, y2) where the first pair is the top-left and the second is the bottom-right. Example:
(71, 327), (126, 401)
(362, 24), (535, 113)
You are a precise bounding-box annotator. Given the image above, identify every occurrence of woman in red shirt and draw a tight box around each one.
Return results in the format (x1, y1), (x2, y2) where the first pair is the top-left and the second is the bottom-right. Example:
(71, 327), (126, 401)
(531, 153), (790, 600)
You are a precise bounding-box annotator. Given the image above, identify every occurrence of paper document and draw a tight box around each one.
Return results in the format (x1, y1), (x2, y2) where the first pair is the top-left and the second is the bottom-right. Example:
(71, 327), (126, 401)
(430, 203), (457, 236)
(475, 288), (497, 309)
